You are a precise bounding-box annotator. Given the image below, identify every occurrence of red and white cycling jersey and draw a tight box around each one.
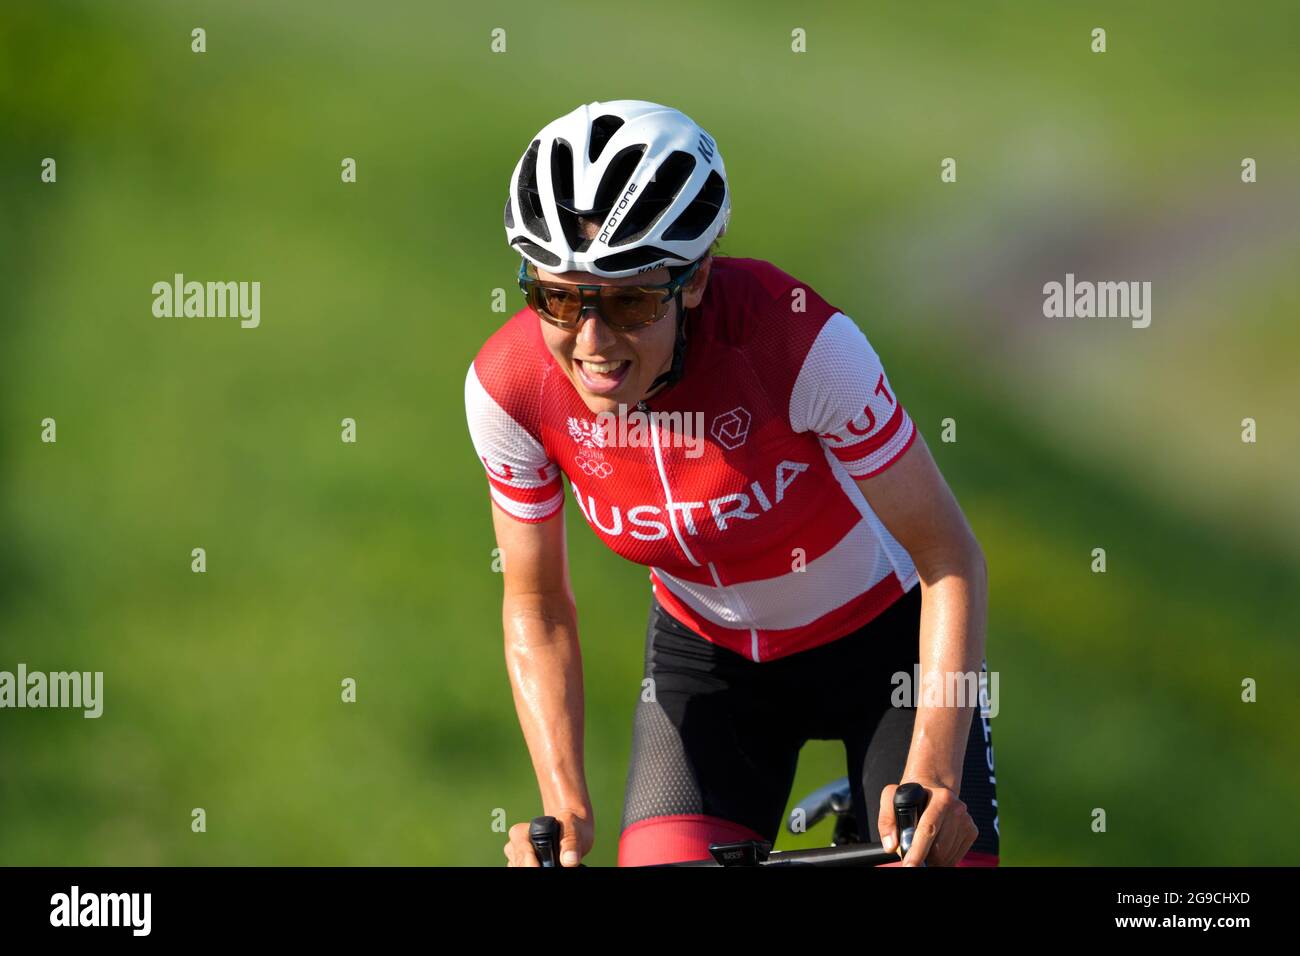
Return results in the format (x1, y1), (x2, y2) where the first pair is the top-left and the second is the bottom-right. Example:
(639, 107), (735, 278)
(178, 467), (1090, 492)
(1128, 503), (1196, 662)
(464, 257), (918, 662)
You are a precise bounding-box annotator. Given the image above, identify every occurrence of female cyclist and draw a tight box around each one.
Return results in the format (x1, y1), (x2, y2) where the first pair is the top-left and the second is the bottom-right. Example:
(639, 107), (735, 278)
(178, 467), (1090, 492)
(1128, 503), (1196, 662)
(465, 100), (998, 867)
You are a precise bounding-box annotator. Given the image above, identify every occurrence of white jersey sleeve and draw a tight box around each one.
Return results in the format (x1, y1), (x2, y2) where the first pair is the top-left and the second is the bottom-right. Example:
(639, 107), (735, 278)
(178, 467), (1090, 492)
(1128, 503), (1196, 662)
(788, 311), (916, 478)
(464, 362), (565, 522)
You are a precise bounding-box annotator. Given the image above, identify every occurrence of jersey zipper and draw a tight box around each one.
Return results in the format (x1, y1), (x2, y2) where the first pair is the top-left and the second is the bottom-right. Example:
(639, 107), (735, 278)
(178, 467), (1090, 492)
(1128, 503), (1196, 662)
(641, 398), (700, 568)
(640, 398), (761, 661)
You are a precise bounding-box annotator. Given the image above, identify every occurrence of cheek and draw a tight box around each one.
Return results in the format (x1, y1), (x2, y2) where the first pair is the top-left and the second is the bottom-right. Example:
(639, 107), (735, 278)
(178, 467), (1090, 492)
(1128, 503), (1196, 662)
(539, 325), (573, 364)
(631, 312), (678, 367)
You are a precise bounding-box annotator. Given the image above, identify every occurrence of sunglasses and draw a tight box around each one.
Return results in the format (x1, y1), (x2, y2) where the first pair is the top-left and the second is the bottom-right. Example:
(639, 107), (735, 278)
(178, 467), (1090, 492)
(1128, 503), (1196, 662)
(517, 259), (700, 331)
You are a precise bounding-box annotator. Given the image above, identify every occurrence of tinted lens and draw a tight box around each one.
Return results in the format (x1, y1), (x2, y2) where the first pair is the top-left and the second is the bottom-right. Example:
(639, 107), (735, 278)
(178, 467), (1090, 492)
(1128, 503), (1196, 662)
(599, 287), (667, 328)
(536, 285), (581, 325)
(523, 270), (670, 330)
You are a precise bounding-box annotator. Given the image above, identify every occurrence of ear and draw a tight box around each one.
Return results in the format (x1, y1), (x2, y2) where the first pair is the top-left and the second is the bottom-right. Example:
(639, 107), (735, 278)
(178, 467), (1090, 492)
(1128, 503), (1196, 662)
(681, 254), (713, 309)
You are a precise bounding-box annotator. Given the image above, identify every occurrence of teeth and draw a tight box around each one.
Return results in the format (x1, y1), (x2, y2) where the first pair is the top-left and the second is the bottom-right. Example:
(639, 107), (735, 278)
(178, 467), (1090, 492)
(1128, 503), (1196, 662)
(583, 360), (624, 375)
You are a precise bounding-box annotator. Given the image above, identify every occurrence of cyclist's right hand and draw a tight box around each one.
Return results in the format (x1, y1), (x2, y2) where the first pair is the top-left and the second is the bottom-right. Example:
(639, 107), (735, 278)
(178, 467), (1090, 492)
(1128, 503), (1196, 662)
(504, 808), (594, 867)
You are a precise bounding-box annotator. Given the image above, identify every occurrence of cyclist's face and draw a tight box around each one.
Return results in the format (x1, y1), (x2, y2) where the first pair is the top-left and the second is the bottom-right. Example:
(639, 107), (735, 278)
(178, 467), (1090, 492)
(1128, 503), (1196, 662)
(536, 265), (680, 412)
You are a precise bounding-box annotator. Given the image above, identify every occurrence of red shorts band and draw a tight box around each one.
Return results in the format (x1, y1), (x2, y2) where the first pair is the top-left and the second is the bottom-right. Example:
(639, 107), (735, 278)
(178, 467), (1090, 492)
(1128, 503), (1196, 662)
(619, 814), (1000, 867)
(618, 814), (769, 867)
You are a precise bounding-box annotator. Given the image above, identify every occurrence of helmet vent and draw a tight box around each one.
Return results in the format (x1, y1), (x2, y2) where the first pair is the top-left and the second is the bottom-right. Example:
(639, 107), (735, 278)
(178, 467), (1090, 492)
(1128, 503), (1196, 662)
(549, 139), (589, 253)
(589, 145), (647, 227)
(588, 114), (625, 163)
(516, 140), (551, 242)
(663, 170), (726, 242)
(609, 150), (696, 247)
(511, 238), (561, 267)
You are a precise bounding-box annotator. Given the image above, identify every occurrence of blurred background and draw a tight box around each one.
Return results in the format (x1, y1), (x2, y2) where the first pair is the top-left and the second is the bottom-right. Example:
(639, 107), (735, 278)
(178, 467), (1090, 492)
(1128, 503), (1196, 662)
(1, 0), (1297, 865)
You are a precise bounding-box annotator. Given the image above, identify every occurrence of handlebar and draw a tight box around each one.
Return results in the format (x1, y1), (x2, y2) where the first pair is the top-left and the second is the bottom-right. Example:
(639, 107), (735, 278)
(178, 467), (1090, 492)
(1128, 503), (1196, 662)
(893, 781), (930, 861)
(527, 780), (932, 867)
(527, 816), (564, 868)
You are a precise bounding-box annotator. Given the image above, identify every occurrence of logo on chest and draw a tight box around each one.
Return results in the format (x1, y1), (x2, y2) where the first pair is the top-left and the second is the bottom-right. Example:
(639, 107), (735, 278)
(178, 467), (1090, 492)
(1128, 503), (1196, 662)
(710, 406), (752, 449)
(567, 417), (613, 478)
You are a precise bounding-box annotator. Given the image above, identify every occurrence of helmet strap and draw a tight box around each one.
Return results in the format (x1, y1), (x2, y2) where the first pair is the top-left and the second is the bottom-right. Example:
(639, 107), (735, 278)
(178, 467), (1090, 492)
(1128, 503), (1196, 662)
(642, 290), (689, 400)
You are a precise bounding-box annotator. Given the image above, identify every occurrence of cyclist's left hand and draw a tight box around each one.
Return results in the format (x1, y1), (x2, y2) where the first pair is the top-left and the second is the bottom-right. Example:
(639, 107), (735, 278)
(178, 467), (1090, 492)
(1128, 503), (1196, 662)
(877, 780), (978, 867)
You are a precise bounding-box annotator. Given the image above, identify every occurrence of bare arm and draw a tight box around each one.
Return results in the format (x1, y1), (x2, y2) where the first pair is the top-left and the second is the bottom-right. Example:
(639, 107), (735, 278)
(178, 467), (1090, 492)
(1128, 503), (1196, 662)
(489, 501), (594, 865)
(854, 431), (987, 864)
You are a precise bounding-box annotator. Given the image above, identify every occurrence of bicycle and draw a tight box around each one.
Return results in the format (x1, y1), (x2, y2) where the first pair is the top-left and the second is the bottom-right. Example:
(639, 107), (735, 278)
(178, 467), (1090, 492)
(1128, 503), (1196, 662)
(527, 780), (931, 867)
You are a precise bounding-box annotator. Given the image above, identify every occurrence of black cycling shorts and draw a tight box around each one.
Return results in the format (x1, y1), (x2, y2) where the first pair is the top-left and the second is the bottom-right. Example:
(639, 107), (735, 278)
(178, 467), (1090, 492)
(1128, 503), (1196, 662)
(617, 584), (999, 865)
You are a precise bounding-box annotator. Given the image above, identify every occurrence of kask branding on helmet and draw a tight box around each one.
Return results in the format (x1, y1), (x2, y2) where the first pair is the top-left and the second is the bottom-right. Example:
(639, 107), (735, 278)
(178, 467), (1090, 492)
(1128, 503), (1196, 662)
(504, 100), (731, 279)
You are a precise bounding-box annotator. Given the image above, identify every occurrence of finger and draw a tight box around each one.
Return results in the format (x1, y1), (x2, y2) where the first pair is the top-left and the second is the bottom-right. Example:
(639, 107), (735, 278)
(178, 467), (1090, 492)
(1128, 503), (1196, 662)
(915, 794), (959, 866)
(559, 827), (583, 867)
(925, 818), (965, 866)
(505, 839), (534, 867)
(900, 794), (941, 866)
(877, 784), (899, 854)
(511, 837), (541, 867)
(506, 822), (541, 867)
(929, 810), (977, 867)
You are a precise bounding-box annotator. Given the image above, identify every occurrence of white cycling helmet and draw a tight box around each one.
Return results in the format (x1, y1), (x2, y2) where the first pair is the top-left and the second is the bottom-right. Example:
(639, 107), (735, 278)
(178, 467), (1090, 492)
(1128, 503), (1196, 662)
(504, 99), (730, 278)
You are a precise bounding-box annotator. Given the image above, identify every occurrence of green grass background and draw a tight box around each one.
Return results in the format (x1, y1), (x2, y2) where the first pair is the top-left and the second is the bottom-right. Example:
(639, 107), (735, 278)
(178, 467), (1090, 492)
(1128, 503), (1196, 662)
(1, 0), (1297, 864)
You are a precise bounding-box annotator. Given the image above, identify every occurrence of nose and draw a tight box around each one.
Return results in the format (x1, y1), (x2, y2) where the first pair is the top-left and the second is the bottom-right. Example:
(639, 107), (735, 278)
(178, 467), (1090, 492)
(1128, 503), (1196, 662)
(574, 303), (616, 350)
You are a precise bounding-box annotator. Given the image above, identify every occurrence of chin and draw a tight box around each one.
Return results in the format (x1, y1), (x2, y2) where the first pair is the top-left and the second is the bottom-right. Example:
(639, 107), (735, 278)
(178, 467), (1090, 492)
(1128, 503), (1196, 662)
(578, 392), (626, 415)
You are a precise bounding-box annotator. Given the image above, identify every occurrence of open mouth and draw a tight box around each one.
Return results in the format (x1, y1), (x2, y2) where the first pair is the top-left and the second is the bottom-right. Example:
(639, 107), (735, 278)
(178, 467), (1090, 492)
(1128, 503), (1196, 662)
(575, 359), (631, 394)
